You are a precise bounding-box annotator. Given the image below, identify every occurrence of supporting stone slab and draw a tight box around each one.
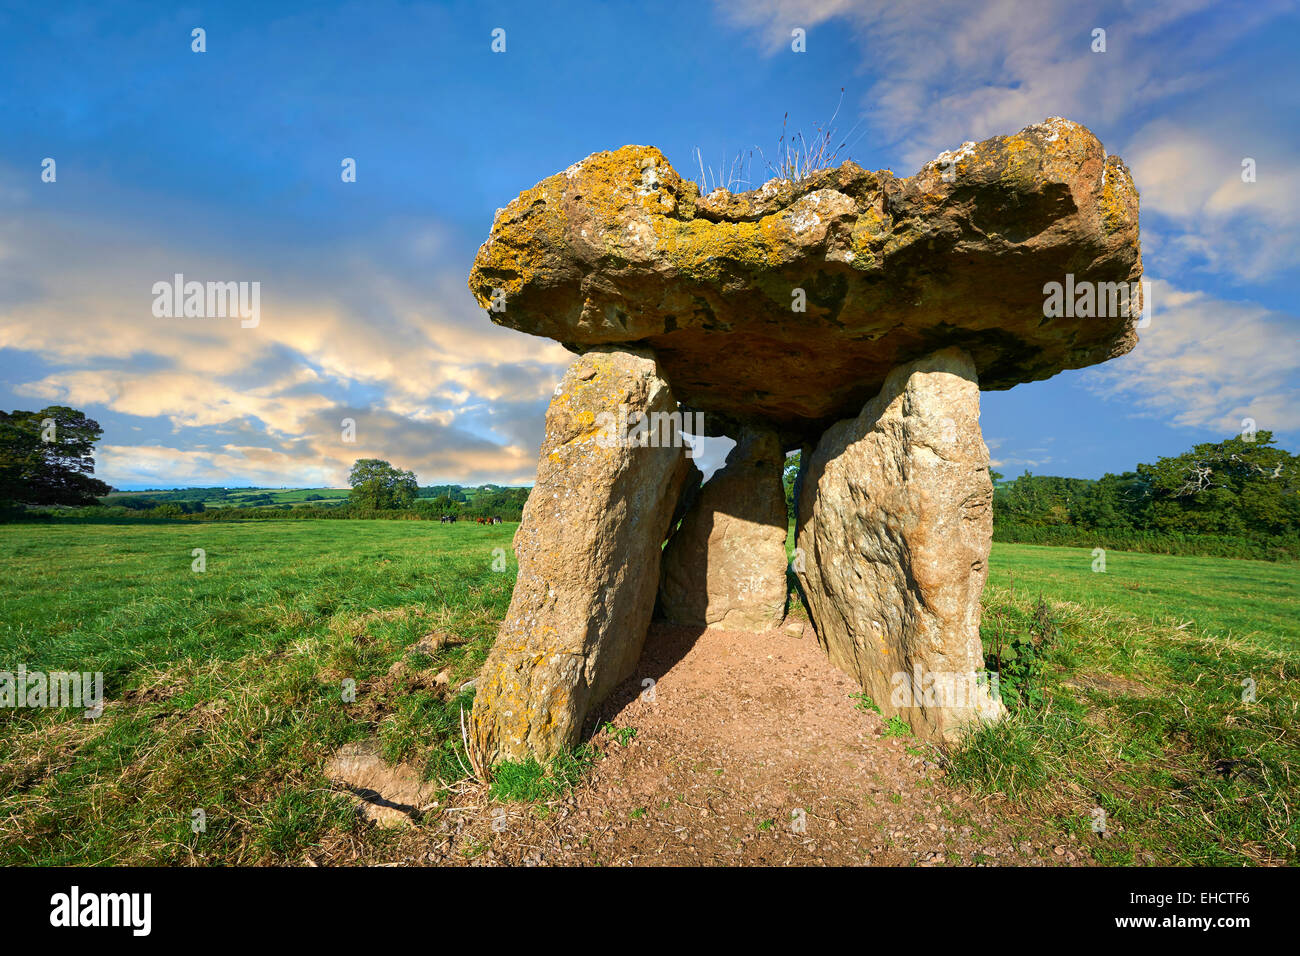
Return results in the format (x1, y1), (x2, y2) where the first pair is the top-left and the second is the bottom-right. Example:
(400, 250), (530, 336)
(795, 347), (1004, 741)
(659, 425), (789, 631)
(470, 347), (693, 764)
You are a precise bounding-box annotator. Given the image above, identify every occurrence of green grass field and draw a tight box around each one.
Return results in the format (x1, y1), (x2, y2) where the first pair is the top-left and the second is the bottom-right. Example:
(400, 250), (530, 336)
(0, 521), (1295, 865)
(987, 545), (1297, 650)
(971, 545), (1297, 865)
(103, 488), (353, 509)
(0, 520), (516, 864)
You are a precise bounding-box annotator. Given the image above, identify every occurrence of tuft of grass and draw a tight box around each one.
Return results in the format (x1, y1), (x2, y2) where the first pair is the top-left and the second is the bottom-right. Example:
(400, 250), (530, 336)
(691, 89), (867, 195)
(488, 746), (596, 804)
(693, 147), (756, 195)
(760, 88), (865, 183)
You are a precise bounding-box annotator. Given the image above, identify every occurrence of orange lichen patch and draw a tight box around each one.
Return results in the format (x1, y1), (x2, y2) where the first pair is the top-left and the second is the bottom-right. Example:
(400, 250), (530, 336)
(995, 134), (1044, 190)
(653, 214), (793, 281)
(1099, 156), (1140, 235)
(472, 186), (571, 305)
(849, 206), (890, 267)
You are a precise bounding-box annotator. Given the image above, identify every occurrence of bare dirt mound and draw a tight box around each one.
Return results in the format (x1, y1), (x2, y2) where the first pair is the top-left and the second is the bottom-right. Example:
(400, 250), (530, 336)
(354, 622), (1090, 867)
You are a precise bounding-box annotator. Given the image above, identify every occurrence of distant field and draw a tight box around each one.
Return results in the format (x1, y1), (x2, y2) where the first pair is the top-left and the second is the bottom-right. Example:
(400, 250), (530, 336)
(988, 543), (1298, 651)
(208, 488), (352, 508)
(1, 524), (1295, 864)
(101, 487), (353, 509)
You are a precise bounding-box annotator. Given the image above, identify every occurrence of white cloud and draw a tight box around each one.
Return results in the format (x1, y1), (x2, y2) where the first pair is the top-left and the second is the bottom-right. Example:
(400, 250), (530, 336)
(984, 436), (1053, 471)
(0, 198), (572, 487)
(1083, 279), (1300, 434)
(717, 0), (1252, 163)
(1125, 120), (1300, 280)
(715, 0), (1299, 284)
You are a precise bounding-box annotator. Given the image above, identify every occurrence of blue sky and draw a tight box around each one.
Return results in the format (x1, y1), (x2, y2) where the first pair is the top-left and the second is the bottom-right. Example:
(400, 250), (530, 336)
(1, 0), (1297, 489)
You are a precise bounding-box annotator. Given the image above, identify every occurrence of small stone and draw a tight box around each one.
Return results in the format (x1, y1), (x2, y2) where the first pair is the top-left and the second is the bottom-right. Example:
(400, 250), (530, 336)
(324, 740), (436, 829)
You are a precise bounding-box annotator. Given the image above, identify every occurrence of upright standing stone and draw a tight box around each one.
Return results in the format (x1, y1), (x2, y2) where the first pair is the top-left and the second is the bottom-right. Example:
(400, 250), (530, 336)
(471, 347), (693, 764)
(795, 348), (1003, 741)
(659, 425), (789, 631)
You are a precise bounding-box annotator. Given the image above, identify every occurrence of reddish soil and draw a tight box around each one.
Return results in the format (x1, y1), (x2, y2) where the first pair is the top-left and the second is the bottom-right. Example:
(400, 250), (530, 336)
(330, 622), (1092, 866)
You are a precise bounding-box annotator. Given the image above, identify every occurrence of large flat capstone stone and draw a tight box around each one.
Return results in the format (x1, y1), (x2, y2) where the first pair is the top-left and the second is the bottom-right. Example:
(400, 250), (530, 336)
(469, 118), (1142, 444)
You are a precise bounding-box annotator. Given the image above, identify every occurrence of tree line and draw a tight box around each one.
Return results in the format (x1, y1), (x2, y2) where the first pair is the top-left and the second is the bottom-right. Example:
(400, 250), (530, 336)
(4, 405), (1296, 557)
(0, 409), (528, 522)
(781, 432), (1298, 559)
(989, 432), (1299, 559)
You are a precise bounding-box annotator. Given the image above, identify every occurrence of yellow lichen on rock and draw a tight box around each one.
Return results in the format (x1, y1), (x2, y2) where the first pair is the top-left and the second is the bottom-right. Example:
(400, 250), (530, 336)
(470, 347), (693, 764)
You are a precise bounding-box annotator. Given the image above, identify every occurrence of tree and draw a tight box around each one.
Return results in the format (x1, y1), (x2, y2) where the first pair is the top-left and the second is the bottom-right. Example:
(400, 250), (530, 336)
(1071, 472), (1134, 530)
(1136, 431), (1298, 536)
(462, 487), (529, 520)
(429, 494), (458, 513)
(988, 431), (1298, 548)
(347, 459), (418, 510)
(0, 406), (112, 506)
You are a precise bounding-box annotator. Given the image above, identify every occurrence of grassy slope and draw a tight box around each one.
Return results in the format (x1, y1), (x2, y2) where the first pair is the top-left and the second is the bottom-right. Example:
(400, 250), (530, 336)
(1, 525), (1295, 864)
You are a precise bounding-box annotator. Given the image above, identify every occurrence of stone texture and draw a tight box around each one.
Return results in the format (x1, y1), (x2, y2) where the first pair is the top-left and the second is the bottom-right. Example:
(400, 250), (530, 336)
(468, 117), (1142, 445)
(659, 425), (789, 631)
(471, 347), (693, 763)
(795, 347), (1003, 741)
(463, 119), (1145, 763)
(324, 740), (437, 828)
